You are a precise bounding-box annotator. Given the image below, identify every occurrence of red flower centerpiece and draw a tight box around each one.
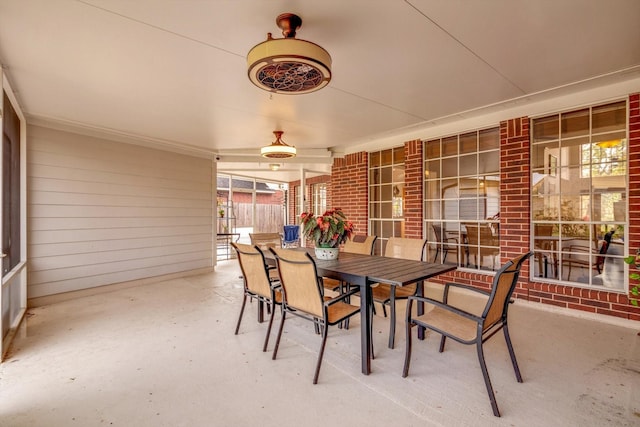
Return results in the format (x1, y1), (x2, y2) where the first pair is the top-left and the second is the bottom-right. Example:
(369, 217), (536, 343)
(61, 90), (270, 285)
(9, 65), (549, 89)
(300, 208), (354, 259)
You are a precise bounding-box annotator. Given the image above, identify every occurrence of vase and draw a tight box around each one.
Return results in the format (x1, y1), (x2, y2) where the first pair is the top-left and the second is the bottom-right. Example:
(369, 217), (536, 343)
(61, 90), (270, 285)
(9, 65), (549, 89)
(314, 247), (339, 260)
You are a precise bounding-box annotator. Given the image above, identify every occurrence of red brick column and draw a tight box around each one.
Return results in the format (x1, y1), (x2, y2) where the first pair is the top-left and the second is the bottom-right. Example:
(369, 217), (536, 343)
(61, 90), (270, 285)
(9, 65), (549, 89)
(627, 93), (640, 319)
(331, 152), (368, 236)
(499, 118), (531, 298)
(404, 139), (423, 239)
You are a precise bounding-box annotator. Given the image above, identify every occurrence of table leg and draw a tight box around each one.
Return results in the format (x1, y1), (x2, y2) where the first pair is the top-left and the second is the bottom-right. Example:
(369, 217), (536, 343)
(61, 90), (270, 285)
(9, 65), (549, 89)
(359, 278), (372, 375)
(416, 280), (426, 340)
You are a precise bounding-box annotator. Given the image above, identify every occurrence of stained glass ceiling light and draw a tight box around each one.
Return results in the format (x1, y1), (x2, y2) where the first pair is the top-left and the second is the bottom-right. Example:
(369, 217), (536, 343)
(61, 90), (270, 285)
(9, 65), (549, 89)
(247, 13), (331, 94)
(261, 131), (296, 158)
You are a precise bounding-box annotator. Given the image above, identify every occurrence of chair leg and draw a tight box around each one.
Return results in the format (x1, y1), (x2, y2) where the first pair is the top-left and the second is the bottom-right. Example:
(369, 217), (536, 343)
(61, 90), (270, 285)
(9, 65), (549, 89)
(503, 323), (523, 382)
(262, 301), (277, 352)
(476, 340), (500, 417)
(402, 320), (413, 377)
(234, 294), (247, 335)
(272, 311), (287, 360)
(313, 321), (329, 384)
(388, 288), (396, 349)
(438, 335), (446, 352)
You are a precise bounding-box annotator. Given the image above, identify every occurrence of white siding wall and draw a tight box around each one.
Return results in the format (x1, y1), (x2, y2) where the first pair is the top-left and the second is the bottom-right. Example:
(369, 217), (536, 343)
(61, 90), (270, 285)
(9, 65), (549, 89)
(27, 126), (214, 298)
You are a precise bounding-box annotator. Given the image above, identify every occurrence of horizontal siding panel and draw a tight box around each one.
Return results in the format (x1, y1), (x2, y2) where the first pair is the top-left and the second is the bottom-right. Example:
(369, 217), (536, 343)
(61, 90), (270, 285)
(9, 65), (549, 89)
(30, 126), (210, 173)
(30, 164), (211, 192)
(30, 225), (212, 244)
(31, 191), (211, 209)
(29, 250), (212, 284)
(27, 126), (214, 297)
(30, 216), (212, 231)
(30, 234), (213, 258)
(30, 205), (212, 218)
(29, 241), (213, 271)
(28, 259), (212, 299)
(29, 148), (211, 184)
(30, 176), (211, 200)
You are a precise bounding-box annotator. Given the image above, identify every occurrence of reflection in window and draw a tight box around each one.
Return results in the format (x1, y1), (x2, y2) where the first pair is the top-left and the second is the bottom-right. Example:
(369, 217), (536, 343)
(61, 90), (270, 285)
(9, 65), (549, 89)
(423, 127), (500, 271)
(531, 100), (627, 290)
(369, 147), (405, 255)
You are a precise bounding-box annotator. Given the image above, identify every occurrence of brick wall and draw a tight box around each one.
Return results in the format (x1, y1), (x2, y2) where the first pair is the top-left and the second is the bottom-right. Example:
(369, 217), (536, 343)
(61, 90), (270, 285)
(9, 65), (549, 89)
(287, 174), (331, 225)
(404, 140), (423, 239)
(330, 152), (368, 236)
(323, 93), (640, 322)
(626, 93), (640, 320)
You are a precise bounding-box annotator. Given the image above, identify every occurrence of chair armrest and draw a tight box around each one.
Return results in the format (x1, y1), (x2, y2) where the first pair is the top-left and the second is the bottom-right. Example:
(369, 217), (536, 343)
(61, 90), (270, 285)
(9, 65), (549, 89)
(324, 287), (359, 306)
(443, 282), (490, 297)
(407, 295), (483, 323)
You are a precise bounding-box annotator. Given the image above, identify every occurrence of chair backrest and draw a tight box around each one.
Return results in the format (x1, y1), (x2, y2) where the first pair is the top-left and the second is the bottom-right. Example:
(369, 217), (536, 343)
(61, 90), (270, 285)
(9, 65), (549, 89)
(343, 235), (377, 255)
(431, 224), (450, 246)
(283, 225), (300, 244)
(270, 248), (323, 317)
(249, 233), (282, 250)
(231, 243), (273, 298)
(481, 252), (532, 329)
(534, 224), (553, 237)
(464, 223), (497, 246)
(384, 237), (427, 261)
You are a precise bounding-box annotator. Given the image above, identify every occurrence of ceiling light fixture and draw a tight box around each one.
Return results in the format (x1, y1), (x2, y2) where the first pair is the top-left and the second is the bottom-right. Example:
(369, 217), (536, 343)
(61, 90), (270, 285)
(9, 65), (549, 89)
(247, 13), (331, 94)
(261, 130), (296, 158)
(269, 163), (281, 171)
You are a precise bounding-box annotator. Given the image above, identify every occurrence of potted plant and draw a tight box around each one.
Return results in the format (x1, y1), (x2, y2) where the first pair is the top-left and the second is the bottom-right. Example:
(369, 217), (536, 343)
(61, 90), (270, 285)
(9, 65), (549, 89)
(300, 208), (354, 260)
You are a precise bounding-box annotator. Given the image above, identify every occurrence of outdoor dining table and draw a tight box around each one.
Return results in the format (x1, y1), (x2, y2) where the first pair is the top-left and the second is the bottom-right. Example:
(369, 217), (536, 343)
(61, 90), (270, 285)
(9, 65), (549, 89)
(263, 248), (457, 375)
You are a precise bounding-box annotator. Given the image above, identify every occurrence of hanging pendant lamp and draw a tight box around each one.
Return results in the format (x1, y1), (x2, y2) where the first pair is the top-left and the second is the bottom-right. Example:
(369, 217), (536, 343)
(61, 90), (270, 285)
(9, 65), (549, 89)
(261, 130), (296, 159)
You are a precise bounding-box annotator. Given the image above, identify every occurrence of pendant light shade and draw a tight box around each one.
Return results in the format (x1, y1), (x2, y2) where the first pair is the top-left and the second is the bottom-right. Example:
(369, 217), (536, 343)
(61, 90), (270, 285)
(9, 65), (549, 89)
(247, 13), (331, 94)
(261, 131), (296, 159)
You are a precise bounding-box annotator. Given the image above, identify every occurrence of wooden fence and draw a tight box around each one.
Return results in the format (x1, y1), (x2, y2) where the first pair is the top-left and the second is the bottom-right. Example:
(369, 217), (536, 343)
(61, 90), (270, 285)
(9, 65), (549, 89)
(235, 203), (285, 232)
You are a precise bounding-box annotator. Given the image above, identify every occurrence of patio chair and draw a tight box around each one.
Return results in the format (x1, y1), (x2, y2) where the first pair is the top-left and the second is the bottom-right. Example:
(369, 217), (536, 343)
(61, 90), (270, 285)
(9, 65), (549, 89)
(231, 243), (282, 352)
(533, 224), (555, 277)
(432, 223), (458, 263)
(282, 225), (300, 248)
(249, 232), (282, 250)
(562, 229), (614, 280)
(369, 237), (428, 349)
(464, 222), (500, 270)
(402, 251), (532, 417)
(343, 235), (377, 255)
(248, 233), (283, 282)
(269, 247), (360, 384)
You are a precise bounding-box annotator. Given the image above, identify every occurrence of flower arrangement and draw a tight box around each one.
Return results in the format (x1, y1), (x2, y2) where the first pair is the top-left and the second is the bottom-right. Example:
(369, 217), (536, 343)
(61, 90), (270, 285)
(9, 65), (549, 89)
(623, 250), (640, 307)
(300, 208), (354, 248)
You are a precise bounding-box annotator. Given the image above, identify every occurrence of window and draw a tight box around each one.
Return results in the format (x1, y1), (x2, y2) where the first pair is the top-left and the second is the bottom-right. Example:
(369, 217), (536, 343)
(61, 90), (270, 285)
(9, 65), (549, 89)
(312, 183), (327, 215)
(531, 100), (627, 290)
(294, 185), (309, 219)
(423, 128), (500, 271)
(369, 147), (405, 255)
(2, 91), (21, 274)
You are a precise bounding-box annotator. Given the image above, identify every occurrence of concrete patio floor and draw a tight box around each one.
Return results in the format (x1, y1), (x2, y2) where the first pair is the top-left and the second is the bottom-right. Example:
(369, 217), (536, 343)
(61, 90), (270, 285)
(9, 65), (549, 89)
(1, 259), (639, 426)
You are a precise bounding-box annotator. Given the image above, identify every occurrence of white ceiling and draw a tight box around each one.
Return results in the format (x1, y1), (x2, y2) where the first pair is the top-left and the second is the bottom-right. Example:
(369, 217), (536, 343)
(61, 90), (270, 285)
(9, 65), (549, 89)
(1, 0), (639, 182)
